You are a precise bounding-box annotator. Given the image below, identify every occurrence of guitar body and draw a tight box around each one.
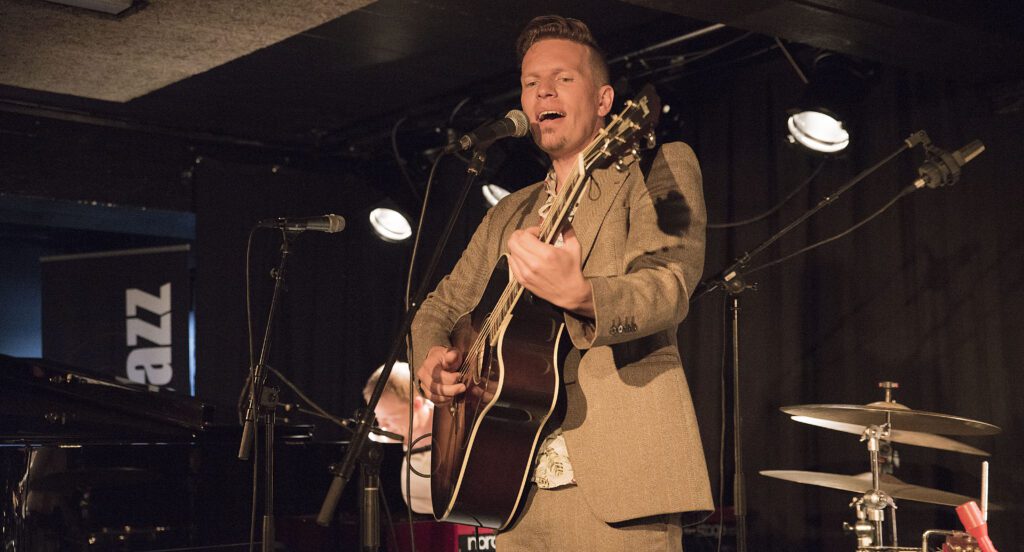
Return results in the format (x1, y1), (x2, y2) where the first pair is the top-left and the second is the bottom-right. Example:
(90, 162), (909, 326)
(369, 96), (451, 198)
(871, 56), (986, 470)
(431, 255), (571, 529)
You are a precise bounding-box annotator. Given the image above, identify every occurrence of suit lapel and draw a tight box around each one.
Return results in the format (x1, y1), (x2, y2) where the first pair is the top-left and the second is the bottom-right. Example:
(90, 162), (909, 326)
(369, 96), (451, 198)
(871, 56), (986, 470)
(570, 163), (631, 269)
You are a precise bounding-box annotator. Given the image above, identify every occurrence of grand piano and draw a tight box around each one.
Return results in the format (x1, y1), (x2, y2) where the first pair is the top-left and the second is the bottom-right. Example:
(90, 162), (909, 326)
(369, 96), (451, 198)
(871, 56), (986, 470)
(0, 354), (414, 551)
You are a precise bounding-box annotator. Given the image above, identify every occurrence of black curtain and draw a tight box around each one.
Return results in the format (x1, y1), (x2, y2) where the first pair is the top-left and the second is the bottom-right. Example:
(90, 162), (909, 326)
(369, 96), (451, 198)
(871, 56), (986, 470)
(677, 56), (1023, 549)
(194, 158), (405, 436)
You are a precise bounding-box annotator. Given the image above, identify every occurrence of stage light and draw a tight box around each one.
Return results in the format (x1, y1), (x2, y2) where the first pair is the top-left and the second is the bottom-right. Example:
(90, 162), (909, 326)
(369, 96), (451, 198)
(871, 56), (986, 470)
(481, 184), (510, 207)
(785, 51), (874, 154)
(786, 109), (849, 153)
(369, 207), (412, 242)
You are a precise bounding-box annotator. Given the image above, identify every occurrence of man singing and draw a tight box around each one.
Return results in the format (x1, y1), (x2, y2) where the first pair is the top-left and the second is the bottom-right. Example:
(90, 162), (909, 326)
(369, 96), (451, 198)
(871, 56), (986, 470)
(412, 15), (712, 550)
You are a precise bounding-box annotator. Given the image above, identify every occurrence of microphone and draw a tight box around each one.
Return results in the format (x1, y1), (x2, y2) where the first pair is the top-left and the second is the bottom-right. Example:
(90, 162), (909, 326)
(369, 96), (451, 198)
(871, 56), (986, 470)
(914, 139), (985, 189)
(257, 214), (346, 233)
(444, 109), (530, 153)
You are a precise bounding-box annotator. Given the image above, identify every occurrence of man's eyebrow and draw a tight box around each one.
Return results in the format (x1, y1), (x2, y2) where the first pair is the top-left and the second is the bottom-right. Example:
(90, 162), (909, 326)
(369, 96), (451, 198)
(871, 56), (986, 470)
(521, 67), (574, 79)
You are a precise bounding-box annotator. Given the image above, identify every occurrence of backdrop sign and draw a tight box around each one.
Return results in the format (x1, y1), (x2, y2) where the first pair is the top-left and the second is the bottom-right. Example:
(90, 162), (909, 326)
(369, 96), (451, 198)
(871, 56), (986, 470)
(41, 245), (190, 392)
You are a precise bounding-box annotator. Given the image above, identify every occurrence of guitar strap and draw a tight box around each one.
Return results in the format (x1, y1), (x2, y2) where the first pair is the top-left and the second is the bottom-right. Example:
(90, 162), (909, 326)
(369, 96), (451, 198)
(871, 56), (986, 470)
(638, 143), (660, 182)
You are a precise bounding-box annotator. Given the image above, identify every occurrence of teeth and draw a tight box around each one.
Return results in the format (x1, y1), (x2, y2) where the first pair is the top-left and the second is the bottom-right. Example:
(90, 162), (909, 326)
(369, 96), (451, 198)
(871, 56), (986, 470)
(539, 111), (565, 121)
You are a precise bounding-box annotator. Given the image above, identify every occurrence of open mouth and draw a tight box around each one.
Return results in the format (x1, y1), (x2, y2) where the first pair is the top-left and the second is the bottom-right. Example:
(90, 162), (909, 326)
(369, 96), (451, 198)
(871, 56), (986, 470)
(538, 110), (566, 122)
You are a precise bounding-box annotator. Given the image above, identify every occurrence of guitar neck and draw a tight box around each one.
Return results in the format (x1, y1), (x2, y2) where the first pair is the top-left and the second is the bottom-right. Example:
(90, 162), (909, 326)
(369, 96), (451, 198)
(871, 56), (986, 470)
(482, 91), (656, 346)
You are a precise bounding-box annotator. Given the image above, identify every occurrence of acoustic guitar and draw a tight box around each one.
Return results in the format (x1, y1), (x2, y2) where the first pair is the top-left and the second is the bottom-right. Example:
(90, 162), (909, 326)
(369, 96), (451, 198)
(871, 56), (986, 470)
(431, 85), (662, 529)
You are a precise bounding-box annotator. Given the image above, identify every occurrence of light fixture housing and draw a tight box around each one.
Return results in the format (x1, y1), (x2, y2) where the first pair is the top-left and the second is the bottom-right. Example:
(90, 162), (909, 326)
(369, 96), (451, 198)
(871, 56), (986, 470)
(481, 183), (511, 207)
(786, 108), (850, 153)
(368, 207), (412, 242)
(786, 52), (874, 154)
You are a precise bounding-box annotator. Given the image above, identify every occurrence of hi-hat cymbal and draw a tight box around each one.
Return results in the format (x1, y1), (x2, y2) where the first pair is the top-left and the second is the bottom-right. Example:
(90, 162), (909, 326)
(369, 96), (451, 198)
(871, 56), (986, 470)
(760, 470), (982, 508)
(781, 402), (1000, 436)
(789, 416), (990, 456)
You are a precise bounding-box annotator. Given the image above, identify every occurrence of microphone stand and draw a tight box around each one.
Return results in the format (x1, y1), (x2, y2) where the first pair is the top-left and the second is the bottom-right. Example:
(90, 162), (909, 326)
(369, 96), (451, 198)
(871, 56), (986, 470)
(317, 148), (489, 542)
(694, 130), (931, 552)
(238, 228), (297, 552)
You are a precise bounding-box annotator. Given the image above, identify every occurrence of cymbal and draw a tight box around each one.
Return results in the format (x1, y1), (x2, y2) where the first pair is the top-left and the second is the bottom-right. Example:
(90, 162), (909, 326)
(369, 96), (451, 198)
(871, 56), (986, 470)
(789, 416), (990, 456)
(781, 402), (1000, 436)
(760, 470), (982, 508)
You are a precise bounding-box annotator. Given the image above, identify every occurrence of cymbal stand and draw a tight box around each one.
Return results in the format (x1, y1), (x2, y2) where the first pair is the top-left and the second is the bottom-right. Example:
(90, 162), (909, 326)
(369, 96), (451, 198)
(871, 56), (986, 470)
(858, 423), (898, 550)
(847, 497), (875, 549)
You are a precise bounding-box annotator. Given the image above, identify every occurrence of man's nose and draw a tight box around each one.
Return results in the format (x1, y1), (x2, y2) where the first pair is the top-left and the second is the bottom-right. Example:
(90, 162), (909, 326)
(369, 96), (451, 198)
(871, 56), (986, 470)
(536, 78), (556, 97)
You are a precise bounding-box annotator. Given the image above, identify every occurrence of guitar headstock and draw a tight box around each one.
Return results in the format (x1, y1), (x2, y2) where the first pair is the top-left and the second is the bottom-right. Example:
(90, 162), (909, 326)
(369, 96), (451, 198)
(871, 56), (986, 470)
(588, 83), (662, 171)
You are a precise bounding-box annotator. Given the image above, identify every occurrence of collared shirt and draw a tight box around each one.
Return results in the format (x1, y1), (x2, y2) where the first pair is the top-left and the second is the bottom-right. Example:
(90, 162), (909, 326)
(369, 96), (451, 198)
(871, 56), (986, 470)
(532, 167), (576, 490)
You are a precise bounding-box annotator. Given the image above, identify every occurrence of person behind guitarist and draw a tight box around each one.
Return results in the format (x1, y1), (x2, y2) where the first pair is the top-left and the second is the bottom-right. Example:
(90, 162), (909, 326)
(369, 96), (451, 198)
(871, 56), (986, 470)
(412, 15), (712, 550)
(363, 362), (433, 514)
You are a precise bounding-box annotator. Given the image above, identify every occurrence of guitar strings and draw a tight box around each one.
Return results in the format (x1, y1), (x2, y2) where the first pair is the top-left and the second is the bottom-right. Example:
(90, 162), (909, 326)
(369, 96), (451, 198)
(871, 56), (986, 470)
(451, 108), (634, 385)
(447, 104), (640, 437)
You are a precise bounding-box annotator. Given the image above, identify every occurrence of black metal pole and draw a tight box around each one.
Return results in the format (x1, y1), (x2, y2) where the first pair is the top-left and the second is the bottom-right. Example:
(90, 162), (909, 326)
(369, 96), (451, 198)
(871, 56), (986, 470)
(730, 295), (747, 552)
(317, 148), (488, 526)
(239, 232), (293, 461)
(262, 400), (277, 552)
(360, 441), (384, 551)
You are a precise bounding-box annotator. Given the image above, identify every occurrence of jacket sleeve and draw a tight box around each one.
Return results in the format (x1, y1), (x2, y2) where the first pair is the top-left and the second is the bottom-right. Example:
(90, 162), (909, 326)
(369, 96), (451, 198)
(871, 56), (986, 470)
(564, 141), (707, 349)
(410, 206), (499, 372)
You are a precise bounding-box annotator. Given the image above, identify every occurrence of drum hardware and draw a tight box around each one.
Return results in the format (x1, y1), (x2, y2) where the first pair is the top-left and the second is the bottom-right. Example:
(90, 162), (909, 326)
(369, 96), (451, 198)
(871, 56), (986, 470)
(923, 529), (982, 552)
(845, 497), (877, 549)
(764, 381), (1001, 552)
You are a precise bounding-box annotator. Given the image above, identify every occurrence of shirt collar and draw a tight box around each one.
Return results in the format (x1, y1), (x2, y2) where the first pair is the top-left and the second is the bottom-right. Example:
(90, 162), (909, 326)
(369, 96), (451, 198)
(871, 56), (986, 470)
(543, 166), (557, 196)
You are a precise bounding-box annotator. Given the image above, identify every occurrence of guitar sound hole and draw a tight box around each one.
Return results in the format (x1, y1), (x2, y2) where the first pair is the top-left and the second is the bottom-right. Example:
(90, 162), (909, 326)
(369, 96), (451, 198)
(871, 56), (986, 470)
(484, 405), (533, 424)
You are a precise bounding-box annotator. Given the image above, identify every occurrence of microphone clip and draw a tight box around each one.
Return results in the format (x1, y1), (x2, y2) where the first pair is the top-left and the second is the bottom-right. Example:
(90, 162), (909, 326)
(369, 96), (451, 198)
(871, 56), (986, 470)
(915, 143), (963, 189)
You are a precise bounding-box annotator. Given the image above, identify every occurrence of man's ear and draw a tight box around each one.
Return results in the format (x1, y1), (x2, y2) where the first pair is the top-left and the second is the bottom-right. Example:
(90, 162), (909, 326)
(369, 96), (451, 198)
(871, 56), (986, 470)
(596, 84), (614, 117)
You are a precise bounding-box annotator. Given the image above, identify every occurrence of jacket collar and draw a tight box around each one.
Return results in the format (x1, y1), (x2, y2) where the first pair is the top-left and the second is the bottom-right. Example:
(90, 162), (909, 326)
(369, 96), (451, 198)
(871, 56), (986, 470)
(564, 162), (631, 269)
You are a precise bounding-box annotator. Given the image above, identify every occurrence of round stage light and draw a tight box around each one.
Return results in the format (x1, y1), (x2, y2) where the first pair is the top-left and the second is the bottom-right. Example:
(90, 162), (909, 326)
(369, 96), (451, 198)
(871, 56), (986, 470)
(481, 183), (511, 207)
(369, 207), (412, 242)
(787, 109), (849, 153)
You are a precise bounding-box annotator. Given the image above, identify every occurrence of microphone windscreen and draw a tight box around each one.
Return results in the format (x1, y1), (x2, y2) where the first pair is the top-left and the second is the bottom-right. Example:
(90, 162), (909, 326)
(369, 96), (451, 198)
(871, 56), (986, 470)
(505, 109), (530, 137)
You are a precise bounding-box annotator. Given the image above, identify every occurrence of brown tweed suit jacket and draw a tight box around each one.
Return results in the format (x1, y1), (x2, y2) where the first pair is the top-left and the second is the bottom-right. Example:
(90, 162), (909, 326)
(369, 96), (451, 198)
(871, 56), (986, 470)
(411, 141), (713, 523)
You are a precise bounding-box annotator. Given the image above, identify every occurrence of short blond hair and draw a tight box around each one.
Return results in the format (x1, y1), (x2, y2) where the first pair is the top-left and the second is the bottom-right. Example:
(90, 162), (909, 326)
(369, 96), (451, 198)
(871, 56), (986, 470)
(516, 15), (610, 86)
(362, 361), (414, 403)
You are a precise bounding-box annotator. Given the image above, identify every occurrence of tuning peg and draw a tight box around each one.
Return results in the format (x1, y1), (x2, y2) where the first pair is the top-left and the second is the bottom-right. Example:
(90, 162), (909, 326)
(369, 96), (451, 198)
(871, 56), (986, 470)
(645, 131), (657, 150)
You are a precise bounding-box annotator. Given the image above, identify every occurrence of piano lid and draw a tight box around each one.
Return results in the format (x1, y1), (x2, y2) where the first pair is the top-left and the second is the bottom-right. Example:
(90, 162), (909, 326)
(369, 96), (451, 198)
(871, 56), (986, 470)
(0, 355), (210, 442)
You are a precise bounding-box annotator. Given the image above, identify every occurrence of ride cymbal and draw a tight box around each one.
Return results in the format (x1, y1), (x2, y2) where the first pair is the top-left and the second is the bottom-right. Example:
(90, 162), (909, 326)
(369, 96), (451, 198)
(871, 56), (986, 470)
(789, 415), (990, 456)
(759, 470), (987, 508)
(781, 402), (1000, 436)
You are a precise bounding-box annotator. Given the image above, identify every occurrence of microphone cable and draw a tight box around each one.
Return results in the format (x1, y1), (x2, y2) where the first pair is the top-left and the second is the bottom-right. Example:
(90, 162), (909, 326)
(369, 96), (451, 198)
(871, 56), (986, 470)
(745, 183), (916, 276)
(708, 159), (826, 230)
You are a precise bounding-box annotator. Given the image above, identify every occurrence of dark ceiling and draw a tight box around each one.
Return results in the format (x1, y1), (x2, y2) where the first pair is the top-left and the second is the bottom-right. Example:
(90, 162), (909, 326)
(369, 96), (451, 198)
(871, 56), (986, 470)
(2, 0), (1022, 158)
